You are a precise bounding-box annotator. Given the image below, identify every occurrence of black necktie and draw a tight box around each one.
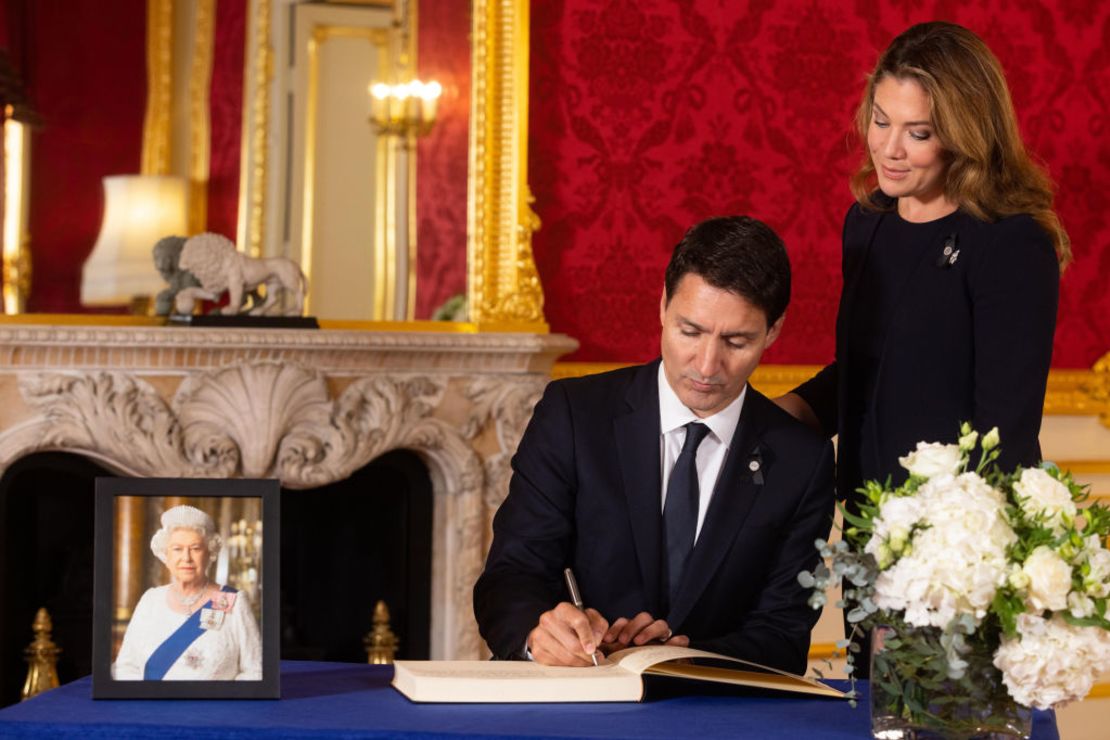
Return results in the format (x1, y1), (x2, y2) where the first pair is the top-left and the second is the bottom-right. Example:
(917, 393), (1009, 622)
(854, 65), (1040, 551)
(663, 421), (711, 608)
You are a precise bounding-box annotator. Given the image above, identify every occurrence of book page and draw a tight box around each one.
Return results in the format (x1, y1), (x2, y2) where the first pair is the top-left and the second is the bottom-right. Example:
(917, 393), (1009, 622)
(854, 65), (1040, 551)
(609, 645), (845, 698)
(609, 644), (717, 674)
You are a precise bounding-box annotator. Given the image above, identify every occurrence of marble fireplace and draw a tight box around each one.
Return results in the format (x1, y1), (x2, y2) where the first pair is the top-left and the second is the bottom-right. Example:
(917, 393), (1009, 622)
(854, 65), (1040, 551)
(0, 323), (577, 663)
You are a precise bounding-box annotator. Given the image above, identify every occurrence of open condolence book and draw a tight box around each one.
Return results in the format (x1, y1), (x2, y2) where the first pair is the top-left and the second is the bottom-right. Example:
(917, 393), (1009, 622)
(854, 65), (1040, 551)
(392, 644), (846, 703)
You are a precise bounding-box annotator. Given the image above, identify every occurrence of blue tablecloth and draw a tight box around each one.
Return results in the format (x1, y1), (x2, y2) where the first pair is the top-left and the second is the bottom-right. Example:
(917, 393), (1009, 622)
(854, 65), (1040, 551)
(0, 660), (1058, 739)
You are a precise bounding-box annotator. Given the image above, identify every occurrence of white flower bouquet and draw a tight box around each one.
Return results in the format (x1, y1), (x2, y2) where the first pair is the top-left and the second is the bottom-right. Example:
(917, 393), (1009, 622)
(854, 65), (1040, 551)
(800, 425), (1110, 736)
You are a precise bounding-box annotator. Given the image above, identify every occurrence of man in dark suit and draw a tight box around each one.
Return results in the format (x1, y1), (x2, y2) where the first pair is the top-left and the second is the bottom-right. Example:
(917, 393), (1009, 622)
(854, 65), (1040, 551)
(473, 216), (835, 675)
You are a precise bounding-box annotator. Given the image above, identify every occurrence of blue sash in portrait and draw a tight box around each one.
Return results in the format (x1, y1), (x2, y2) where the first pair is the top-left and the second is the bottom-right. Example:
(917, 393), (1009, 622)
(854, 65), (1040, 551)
(143, 585), (237, 680)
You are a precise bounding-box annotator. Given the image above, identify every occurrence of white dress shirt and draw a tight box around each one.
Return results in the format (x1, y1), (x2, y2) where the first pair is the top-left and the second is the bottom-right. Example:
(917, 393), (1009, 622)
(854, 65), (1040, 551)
(657, 364), (746, 542)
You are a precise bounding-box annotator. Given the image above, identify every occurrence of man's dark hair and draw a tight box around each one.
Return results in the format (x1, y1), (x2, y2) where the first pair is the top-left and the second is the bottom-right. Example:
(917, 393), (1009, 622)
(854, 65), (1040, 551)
(663, 215), (791, 326)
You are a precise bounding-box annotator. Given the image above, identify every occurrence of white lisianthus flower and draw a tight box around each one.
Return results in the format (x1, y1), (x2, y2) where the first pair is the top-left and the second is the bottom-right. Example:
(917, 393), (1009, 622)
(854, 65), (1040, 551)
(865, 496), (923, 568)
(994, 613), (1110, 709)
(1007, 563), (1031, 590)
(1080, 537), (1110, 599)
(898, 442), (963, 479)
(981, 427), (1000, 451)
(1022, 546), (1072, 613)
(870, 472), (1015, 628)
(1013, 468), (1076, 534)
(958, 429), (979, 451)
(866, 496), (923, 547)
(1068, 591), (1095, 619)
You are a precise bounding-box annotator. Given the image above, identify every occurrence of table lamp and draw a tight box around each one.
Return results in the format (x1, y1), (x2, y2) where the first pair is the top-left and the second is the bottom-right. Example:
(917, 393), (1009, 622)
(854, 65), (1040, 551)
(81, 174), (187, 307)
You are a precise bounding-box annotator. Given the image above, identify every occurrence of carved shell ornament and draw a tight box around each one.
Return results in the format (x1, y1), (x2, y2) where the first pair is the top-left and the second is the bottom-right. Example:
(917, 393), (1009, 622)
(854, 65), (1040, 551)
(13, 362), (478, 489)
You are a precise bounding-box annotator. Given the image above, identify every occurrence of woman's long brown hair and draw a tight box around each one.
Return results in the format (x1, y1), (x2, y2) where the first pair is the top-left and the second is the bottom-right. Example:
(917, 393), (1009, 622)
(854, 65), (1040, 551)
(850, 22), (1071, 268)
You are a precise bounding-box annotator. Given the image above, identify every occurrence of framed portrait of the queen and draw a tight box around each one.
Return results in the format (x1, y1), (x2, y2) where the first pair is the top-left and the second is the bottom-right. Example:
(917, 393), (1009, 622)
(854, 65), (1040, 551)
(91, 478), (280, 699)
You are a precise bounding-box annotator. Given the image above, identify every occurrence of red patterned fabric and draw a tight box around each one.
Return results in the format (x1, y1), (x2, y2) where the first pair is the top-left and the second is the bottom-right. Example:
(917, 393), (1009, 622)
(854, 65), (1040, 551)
(530, 0), (1110, 367)
(22, 0), (146, 312)
(415, 0), (470, 319)
(206, 0), (246, 241)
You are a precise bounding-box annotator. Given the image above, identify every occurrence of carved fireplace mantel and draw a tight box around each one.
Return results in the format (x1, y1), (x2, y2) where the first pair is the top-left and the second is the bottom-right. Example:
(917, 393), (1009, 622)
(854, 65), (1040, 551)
(0, 324), (577, 660)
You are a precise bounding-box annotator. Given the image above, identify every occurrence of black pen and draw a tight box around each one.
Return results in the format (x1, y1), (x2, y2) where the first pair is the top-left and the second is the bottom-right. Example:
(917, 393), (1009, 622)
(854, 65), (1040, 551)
(563, 567), (600, 666)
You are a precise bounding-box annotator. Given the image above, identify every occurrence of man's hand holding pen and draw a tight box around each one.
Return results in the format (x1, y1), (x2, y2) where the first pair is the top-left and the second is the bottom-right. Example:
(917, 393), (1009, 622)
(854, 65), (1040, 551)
(526, 601), (609, 666)
(525, 569), (688, 666)
(525, 606), (688, 666)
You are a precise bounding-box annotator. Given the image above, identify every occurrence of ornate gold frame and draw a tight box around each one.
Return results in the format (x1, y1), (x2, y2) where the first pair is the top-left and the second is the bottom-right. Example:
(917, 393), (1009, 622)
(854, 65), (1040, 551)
(141, 0), (174, 176)
(467, 0), (546, 330)
(227, 0), (547, 330)
(236, 0), (272, 258)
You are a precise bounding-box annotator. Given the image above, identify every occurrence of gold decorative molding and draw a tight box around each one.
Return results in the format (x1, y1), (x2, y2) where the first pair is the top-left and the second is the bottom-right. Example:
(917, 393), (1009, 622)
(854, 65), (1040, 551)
(1087, 352), (1110, 427)
(468, 0), (546, 330)
(237, 0), (274, 257)
(807, 641), (839, 661)
(142, 0), (174, 175)
(1, 247), (30, 313)
(553, 360), (1110, 425)
(1090, 682), (1110, 699)
(187, 0), (217, 233)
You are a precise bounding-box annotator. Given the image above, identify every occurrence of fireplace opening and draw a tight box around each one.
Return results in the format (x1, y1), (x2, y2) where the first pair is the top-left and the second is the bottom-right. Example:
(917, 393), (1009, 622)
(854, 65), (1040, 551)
(0, 448), (433, 708)
(279, 449), (433, 663)
(0, 452), (106, 707)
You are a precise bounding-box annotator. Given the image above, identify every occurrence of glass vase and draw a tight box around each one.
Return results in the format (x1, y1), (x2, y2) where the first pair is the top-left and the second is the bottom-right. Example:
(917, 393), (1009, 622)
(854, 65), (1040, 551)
(869, 624), (1032, 740)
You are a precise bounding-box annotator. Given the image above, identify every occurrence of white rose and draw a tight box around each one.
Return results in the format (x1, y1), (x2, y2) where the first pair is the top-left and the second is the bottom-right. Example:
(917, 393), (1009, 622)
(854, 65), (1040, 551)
(1013, 468), (1076, 533)
(898, 442), (962, 479)
(1022, 546), (1072, 613)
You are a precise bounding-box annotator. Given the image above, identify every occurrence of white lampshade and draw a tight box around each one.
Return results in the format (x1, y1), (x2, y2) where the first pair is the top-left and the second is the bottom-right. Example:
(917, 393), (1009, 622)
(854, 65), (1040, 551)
(81, 174), (188, 305)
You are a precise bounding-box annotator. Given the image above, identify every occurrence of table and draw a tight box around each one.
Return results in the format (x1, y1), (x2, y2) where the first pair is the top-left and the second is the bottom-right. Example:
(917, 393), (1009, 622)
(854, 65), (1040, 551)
(0, 661), (1059, 739)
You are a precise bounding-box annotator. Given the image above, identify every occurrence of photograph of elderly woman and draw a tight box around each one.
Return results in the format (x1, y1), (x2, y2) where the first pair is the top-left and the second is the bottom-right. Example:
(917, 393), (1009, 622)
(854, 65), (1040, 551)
(110, 499), (263, 682)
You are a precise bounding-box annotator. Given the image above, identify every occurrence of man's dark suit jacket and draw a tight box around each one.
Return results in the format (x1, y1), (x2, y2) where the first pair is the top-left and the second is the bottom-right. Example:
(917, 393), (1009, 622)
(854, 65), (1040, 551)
(473, 360), (836, 675)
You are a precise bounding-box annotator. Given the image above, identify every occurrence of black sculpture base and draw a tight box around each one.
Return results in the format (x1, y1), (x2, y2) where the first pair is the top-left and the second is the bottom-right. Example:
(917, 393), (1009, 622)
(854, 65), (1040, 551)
(167, 314), (320, 329)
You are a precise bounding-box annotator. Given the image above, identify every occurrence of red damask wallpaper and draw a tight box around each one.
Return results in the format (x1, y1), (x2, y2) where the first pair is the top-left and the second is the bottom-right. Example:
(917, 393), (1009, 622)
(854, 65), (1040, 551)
(206, 0), (247, 241)
(17, 0), (147, 312)
(530, 0), (1110, 367)
(415, 0), (470, 319)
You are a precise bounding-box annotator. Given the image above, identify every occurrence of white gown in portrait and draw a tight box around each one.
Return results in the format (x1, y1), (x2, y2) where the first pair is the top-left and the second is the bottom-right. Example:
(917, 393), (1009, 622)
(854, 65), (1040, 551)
(112, 585), (262, 680)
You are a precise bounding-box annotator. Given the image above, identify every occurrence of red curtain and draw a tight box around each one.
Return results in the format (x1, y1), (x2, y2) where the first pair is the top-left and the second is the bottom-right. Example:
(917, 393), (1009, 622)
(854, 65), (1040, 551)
(530, 0), (1110, 367)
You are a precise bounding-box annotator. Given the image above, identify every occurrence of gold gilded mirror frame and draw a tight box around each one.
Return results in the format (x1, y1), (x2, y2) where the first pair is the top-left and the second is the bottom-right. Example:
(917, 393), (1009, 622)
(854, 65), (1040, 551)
(466, 0), (546, 331)
(229, 0), (546, 332)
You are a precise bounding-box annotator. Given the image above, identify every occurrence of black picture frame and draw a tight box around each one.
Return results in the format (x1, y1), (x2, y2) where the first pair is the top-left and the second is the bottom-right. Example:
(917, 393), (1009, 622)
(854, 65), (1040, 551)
(92, 478), (280, 699)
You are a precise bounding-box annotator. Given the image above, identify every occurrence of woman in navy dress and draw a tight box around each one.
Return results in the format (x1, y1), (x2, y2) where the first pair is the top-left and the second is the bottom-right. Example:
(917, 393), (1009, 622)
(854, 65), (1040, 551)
(778, 21), (1070, 508)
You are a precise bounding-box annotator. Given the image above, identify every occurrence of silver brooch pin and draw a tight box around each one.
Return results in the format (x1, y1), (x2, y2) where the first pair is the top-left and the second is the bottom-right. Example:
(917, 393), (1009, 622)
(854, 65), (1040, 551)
(749, 460), (761, 472)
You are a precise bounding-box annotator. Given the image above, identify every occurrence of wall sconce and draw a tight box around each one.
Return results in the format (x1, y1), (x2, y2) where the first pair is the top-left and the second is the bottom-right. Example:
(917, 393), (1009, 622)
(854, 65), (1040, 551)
(368, 79), (442, 138)
(81, 174), (188, 308)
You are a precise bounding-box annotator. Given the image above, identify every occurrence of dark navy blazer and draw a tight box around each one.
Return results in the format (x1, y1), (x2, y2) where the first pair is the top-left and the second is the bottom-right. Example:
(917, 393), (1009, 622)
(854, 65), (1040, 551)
(473, 361), (835, 675)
